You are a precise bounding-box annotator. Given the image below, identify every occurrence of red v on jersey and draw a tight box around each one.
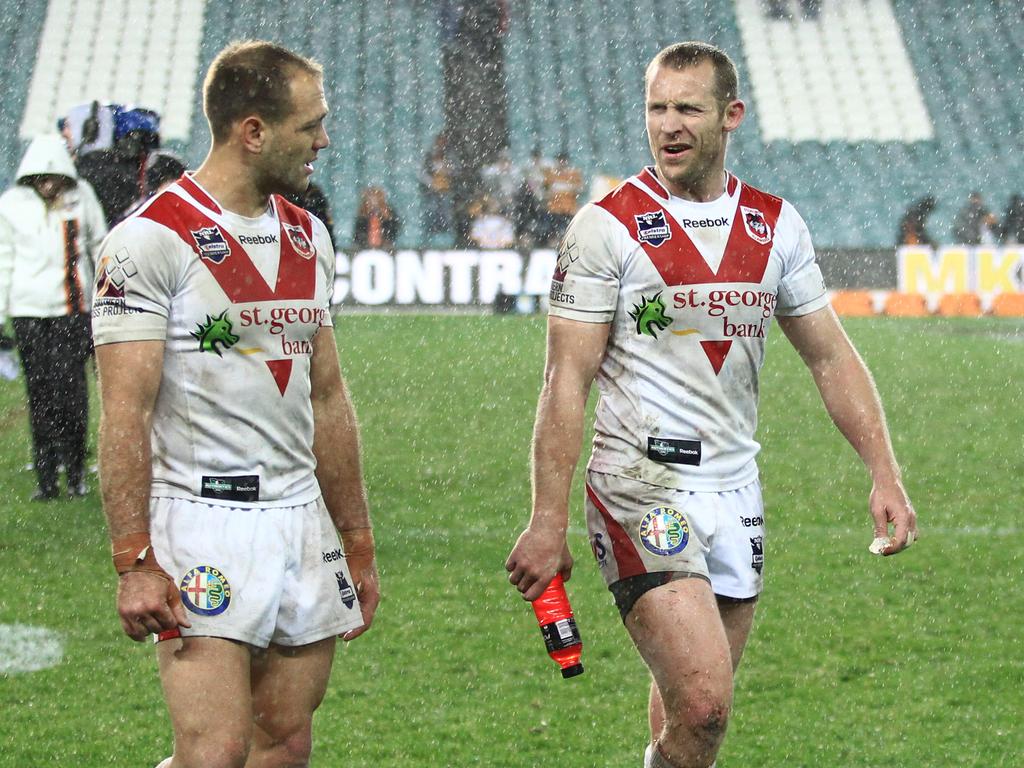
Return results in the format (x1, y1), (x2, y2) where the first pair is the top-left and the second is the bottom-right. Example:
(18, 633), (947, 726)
(141, 182), (318, 395)
(597, 172), (783, 374)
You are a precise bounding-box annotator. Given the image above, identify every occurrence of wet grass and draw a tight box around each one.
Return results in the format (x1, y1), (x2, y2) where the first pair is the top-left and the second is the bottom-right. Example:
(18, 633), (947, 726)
(0, 314), (1022, 767)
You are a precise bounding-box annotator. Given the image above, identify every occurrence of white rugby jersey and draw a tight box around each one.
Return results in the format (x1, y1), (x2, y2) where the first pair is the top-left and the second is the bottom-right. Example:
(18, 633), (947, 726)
(550, 168), (829, 492)
(92, 175), (335, 507)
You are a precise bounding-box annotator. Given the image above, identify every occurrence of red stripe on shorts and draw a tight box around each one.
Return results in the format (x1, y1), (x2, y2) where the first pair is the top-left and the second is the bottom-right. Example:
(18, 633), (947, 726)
(586, 482), (647, 580)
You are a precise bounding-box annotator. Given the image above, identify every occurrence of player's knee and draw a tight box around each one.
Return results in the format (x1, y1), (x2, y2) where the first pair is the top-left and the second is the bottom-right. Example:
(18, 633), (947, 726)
(276, 727), (314, 767)
(664, 694), (730, 757)
(174, 732), (251, 768)
(253, 721), (313, 767)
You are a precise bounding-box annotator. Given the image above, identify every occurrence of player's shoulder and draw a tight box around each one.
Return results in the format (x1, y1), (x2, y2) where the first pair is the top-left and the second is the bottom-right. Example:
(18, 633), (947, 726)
(99, 190), (190, 260)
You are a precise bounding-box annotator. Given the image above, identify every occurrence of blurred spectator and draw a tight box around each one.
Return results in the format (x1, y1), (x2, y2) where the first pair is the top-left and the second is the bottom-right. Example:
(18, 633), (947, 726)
(512, 179), (545, 247)
(1000, 194), (1024, 245)
(480, 148), (522, 216)
(952, 191), (999, 245)
(541, 151), (584, 245)
(286, 181), (336, 250)
(469, 196), (515, 249)
(897, 195), (937, 248)
(523, 145), (553, 199)
(0, 135), (106, 500)
(353, 186), (401, 250)
(121, 151), (187, 219)
(420, 133), (453, 241)
(77, 106), (160, 226)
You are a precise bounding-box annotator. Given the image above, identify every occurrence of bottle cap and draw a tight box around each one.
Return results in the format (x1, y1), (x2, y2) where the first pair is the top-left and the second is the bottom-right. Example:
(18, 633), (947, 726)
(560, 663), (584, 679)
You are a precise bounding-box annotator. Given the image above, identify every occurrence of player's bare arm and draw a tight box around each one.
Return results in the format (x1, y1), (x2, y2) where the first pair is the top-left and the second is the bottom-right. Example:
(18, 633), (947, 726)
(96, 340), (190, 641)
(506, 316), (610, 602)
(309, 326), (379, 641)
(777, 308), (918, 555)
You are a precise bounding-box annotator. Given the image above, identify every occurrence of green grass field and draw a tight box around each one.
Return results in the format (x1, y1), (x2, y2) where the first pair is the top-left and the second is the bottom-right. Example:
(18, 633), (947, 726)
(1, 315), (1022, 767)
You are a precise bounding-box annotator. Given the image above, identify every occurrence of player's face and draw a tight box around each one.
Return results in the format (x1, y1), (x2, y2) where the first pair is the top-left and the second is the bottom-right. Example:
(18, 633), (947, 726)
(260, 71), (330, 196)
(645, 62), (743, 199)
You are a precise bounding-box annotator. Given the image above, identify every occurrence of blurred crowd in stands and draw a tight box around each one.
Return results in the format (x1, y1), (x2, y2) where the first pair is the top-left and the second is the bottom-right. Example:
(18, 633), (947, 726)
(418, 132), (584, 251)
(899, 191), (1024, 248)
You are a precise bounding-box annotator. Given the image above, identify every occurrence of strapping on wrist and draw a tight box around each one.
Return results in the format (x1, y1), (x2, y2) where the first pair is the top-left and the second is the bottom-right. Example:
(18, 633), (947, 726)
(111, 532), (170, 580)
(340, 526), (375, 556)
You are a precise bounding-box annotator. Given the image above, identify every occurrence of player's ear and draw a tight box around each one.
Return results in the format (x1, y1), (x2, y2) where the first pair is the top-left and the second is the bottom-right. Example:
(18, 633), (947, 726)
(238, 115), (267, 154)
(722, 99), (745, 133)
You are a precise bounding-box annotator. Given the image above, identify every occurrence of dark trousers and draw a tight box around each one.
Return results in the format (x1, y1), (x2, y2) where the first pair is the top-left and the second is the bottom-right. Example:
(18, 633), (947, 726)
(12, 315), (91, 491)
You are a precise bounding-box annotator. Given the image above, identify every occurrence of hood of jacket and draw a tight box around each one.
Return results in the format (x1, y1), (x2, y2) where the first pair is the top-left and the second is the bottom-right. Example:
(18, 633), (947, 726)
(16, 134), (78, 183)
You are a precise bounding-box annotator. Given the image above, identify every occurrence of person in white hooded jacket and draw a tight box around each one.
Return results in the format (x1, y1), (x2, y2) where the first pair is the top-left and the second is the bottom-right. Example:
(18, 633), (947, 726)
(0, 133), (107, 499)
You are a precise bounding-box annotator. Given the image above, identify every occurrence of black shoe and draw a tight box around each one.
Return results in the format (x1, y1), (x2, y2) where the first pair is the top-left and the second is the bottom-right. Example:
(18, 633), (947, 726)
(67, 481), (89, 498)
(31, 486), (59, 502)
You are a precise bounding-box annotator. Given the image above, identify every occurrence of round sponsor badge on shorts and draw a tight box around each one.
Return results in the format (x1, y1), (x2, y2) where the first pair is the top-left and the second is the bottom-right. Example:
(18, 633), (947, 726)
(638, 507), (690, 556)
(179, 565), (232, 616)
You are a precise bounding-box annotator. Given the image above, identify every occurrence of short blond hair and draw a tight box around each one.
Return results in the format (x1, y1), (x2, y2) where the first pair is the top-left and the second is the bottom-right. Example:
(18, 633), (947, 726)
(645, 42), (739, 109)
(203, 40), (322, 143)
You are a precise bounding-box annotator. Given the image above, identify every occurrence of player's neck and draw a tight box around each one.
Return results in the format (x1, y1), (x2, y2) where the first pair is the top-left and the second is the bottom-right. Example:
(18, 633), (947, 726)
(656, 166), (727, 203)
(192, 155), (272, 219)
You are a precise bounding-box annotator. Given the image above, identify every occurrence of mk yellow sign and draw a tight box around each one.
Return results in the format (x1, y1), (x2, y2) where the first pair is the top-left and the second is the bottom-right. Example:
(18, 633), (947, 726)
(898, 247), (1023, 294)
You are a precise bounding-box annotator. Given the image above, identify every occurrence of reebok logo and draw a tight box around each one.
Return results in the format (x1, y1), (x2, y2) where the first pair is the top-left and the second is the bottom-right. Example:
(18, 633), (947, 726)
(238, 233), (278, 245)
(680, 217), (728, 228)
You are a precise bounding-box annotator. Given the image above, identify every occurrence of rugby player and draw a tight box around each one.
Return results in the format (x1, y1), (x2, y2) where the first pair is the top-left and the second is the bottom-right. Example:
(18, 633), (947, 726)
(506, 42), (917, 768)
(93, 41), (378, 768)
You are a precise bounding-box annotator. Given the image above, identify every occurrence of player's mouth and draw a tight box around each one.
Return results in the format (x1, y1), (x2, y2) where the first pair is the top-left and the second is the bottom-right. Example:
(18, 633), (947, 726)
(661, 143), (692, 159)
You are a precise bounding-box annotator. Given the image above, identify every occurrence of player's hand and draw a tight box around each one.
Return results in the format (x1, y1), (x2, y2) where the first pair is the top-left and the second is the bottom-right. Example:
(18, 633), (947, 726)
(342, 551), (379, 642)
(116, 571), (190, 642)
(505, 524), (573, 602)
(868, 478), (919, 556)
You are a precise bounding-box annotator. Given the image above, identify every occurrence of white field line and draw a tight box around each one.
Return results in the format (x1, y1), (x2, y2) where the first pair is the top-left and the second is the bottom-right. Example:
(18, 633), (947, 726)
(0, 624), (63, 674)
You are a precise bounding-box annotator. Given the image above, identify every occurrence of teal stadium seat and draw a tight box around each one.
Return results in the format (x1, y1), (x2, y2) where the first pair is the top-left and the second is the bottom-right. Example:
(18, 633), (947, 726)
(6, 0), (1021, 249)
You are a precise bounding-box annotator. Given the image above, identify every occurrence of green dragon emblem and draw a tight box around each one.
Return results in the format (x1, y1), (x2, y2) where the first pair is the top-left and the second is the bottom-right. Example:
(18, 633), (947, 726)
(629, 292), (673, 337)
(190, 310), (239, 356)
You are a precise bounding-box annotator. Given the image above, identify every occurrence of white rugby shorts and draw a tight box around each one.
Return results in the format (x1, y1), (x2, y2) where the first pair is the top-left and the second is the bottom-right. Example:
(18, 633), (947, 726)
(584, 470), (765, 600)
(150, 496), (363, 647)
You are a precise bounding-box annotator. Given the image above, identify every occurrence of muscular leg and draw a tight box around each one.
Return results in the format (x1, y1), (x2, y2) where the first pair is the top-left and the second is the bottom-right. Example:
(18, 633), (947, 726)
(158, 637), (254, 768)
(626, 579), (735, 768)
(246, 637), (336, 768)
(648, 596), (758, 743)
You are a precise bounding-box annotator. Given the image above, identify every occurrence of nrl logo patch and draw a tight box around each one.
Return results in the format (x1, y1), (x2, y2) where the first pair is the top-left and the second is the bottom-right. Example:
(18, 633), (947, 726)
(190, 226), (231, 263)
(740, 206), (772, 244)
(750, 535), (764, 574)
(284, 223), (315, 259)
(635, 210), (672, 247)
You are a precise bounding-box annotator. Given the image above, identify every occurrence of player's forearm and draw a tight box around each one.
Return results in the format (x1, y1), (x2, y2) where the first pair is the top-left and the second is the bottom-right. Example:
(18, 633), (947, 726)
(530, 376), (590, 533)
(312, 381), (371, 532)
(98, 409), (155, 539)
(810, 352), (902, 483)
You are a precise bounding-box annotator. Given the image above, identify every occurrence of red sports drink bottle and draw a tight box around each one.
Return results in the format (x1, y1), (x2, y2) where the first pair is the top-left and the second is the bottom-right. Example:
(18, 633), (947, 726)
(531, 573), (584, 678)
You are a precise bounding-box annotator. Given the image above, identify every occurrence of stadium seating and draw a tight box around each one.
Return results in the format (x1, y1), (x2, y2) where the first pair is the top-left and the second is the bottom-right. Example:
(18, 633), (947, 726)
(3, 0), (1021, 253)
(18, 0), (204, 142)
